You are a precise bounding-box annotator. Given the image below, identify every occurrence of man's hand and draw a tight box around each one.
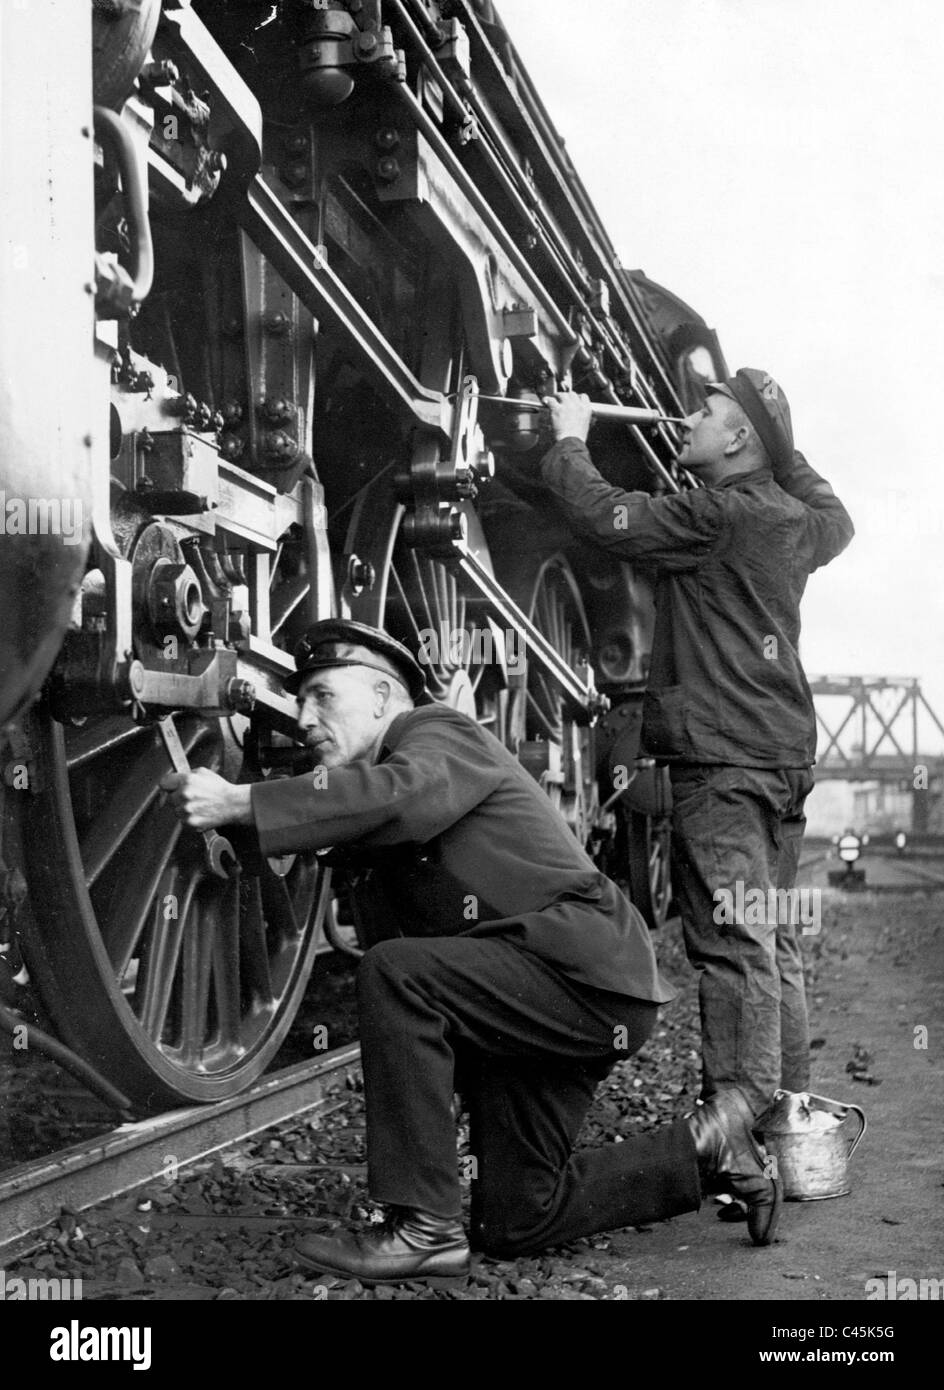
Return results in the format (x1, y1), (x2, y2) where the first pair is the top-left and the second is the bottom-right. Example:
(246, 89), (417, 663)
(160, 769), (253, 831)
(544, 390), (593, 444)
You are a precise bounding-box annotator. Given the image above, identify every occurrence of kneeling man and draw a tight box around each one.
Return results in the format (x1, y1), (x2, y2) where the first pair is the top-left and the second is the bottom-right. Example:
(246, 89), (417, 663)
(163, 618), (781, 1282)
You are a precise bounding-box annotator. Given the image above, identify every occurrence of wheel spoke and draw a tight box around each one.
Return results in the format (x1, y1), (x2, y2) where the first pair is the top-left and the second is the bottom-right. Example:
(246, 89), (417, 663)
(260, 870), (302, 943)
(239, 876), (275, 1007)
(134, 866), (198, 1041)
(408, 550), (436, 633)
(447, 569), (458, 633)
(526, 689), (559, 741)
(430, 558), (447, 630)
(79, 744), (172, 886)
(558, 601), (572, 665)
(535, 588), (556, 644)
(209, 877), (242, 1048)
(532, 669), (561, 730)
(549, 595), (564, 656)
(96, 804), (184, 977)
(79, 723), (203, 885)
(389, 564), (422, 640)
(178, 898), (215, 1065)
(65, 717), (149, 772)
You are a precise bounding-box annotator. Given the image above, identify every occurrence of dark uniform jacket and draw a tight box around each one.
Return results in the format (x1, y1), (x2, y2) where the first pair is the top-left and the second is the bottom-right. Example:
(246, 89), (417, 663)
(251, 705), (674, 1004)
(540, 444), (854, 768)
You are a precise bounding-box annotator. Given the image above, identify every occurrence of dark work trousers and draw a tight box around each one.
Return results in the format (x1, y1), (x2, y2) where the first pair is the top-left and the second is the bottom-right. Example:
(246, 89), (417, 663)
(357, 936), (701, 1257)
(669, 764), (816, 1116)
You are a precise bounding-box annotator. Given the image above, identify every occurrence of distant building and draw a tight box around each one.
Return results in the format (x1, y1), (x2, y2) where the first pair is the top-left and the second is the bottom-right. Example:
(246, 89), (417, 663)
(852, 782), (914, 835)
(804, 781), (857, 837)
(805, 778), (943, 836)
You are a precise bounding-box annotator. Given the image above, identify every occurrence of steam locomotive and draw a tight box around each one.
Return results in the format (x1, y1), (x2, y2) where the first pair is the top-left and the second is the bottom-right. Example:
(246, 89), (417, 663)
(0, 0), (727, 1112)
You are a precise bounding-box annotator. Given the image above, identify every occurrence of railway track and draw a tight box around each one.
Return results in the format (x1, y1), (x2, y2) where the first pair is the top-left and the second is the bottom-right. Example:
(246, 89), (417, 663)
(5, 845), (940, 1257)
(0, 1042), (360, 1257)
(880, 857), (944, 888)
(804, 845), (944, 892)
(798, 850), (828, 872)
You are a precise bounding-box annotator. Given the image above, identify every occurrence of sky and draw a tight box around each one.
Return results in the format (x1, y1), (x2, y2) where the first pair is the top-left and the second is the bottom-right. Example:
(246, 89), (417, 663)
(497, 0), (944, 757)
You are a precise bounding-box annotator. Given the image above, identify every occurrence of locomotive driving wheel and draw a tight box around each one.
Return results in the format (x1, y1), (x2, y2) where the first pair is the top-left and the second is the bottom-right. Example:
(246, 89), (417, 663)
(624, 785), (674, 931)
(17, 705), (329, 1112)
(342, 472), (517, 747)
(500, 551), (598, 847)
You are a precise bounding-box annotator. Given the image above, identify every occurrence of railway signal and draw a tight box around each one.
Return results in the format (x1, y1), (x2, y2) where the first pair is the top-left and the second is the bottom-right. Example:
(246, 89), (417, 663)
(829, 831), (866, 888)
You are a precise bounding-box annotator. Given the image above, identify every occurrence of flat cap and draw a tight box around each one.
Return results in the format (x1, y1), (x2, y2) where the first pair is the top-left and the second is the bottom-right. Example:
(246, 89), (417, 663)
(285, 618), (428, 700)
(707, 367), (794, 473)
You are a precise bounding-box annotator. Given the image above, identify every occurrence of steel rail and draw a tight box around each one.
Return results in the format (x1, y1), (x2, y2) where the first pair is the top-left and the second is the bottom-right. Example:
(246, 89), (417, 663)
(878, 857), (944, 889)
(0, 1043), (361, 1255)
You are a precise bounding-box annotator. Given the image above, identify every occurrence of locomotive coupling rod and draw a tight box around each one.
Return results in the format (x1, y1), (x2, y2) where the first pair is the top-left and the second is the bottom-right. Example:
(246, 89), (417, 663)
(472, 396), (687, 427)
(157, 716), (237, 880)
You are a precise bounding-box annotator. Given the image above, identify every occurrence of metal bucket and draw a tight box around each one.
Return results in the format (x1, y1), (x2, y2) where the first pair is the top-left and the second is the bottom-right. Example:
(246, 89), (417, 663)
(757, 1090), (866, 1200)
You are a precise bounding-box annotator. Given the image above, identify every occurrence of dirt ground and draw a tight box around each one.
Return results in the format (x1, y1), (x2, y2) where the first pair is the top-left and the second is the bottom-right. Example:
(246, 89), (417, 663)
(5, 864), (943, 1307)
(601, 875), (944, 1301)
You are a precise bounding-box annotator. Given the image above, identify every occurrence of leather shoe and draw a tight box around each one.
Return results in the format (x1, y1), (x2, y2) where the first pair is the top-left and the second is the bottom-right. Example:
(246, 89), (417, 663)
(688, 1088), (783, 1246)
(295, 1207), (471, 1284)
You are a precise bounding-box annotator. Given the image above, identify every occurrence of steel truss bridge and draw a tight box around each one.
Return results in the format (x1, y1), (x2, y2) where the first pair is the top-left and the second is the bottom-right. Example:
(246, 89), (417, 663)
(811, 676), (944, 832)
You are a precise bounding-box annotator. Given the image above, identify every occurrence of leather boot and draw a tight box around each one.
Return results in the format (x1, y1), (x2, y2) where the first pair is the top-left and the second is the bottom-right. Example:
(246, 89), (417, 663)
(295, 1207), (471, 1284)
(687, 1088), (783, 1246)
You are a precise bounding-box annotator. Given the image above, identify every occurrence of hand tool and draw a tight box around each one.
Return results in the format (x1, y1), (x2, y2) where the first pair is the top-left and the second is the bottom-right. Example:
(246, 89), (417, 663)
(472, 394), (688, 426)
(157, 715), (237, 879)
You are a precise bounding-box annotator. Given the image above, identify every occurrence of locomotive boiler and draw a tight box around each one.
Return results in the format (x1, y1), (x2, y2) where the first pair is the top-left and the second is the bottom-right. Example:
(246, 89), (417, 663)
(0, 0), (728, 1111)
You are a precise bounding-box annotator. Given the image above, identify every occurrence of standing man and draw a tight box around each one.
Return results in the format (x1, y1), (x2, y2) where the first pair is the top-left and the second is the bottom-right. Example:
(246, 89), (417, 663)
(163, 618), (783, 1283)
(541, 372), (854, 1120)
